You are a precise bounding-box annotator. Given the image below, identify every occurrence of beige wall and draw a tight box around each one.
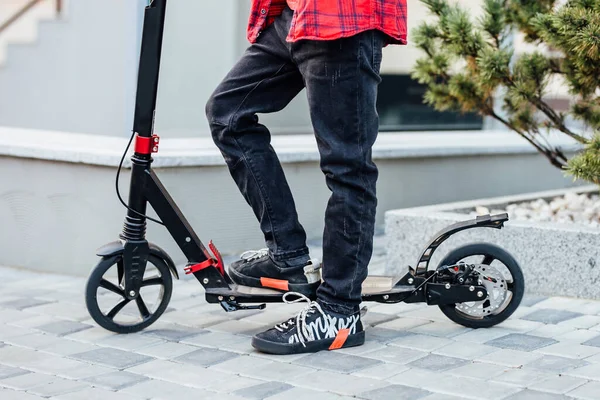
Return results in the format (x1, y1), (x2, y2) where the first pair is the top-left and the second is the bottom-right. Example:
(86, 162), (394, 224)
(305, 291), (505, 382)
(381, 0), (484, 74)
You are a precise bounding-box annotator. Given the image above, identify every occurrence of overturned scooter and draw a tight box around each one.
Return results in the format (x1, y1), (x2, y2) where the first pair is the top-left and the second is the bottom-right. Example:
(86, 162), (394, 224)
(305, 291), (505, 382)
(84, 0), (524, 334)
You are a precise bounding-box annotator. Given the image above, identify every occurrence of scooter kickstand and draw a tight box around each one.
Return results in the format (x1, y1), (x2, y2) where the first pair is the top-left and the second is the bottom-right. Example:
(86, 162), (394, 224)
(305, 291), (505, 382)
(220, 301), (267, 312)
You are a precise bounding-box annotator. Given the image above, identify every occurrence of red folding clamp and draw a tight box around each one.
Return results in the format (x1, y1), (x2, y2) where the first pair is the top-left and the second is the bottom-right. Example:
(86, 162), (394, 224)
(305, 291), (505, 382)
(134, 133), (160, 155)
(184, 240), (225, 276)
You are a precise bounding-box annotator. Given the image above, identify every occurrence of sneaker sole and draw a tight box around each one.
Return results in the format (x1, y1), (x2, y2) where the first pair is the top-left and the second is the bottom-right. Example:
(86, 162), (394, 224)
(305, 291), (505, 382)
(251, 331), (366, 355)
(229, 267), (319, 297)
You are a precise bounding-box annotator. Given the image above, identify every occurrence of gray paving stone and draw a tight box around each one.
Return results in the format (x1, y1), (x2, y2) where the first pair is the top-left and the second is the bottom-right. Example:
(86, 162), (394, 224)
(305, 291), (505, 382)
(559, 315), (600, 329)
(181, 330), (248, 349)
(389, 370), (520, 399)
(485, 333), (558, 351)
(236, 359), (315, 382)
(174, 347), (239, 367)
(376, 317), (431, 331)
(567, 380), (600, 400)
(446, 361), (510, 379)
(406, 354), (468, 372)
(285, 369), (388, 396)
(83, 371), (149, 390)
(492, 368), (551, 387)
(523, 355), (589, 373)
(36, 320), (93, 337)
(536, 343), (600, 359)
(351, 363), (409, 380)
(474, 349), (544, 368)
(358, 384), (431, 400)
(362, 346), (428, 365)
(0, 345), (57, 368)
(522, 309), (584, 324)
(94, 333), (163, 351)
(232, 381), (293, 399)
(432, 341), (498, 360)
(528, 324), (577, 340)
(565, 363), (600, 381)
(71, 347), (154, 369)
(500, 319), (545, 333)
(582, 334), (600, 348)
(295, 351), (382, 373)
(0, 387), (45, 400)
(409, 321), (470, 338)
(520, 295), (548, 307)
(529, 375), (588, 395)
(142, 326), (199, 341)
(25, 356), (114, 379)
(118, 378), (215, 399)
(390, 333), (452, 352)
(1, 371), (54, 390)
(362, 312), (397, 327)
(0, 364), (29, 379)
(503, 389), (571, 400)
(135, 341), (199, 359)
(26, 376), (89, 397)
(365, 327), (414, 343)
(555, 329), (600, 344)
(55, 386), (147, 400)
(0, 298), (52, 310)
(452, 327), (514, 343)
(203, 375), (264, 394)
(420, 394), (467, 400)
(266, 386), (353, 400)
(126, 359), (230, 389)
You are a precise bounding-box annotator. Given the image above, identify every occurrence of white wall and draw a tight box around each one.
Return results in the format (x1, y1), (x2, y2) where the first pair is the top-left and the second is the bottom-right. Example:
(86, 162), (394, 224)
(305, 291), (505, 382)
(0, 0), (242, 138)
(0, 0), (491, 138)
(0, 0), (141, 136)
(153, 0), (239, 139)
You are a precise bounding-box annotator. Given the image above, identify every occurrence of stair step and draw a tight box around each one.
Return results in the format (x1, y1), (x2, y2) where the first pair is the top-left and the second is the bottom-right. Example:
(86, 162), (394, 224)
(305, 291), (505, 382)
(0, 0), (59, 66)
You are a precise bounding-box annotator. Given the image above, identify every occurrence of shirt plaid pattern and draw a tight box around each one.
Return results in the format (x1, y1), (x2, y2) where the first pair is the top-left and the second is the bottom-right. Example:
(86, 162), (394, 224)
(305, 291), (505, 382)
(249, 0), (407, 45)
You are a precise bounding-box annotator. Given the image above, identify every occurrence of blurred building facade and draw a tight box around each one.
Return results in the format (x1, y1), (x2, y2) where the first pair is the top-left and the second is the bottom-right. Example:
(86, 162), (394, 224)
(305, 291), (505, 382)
(0, 0), (491, 138)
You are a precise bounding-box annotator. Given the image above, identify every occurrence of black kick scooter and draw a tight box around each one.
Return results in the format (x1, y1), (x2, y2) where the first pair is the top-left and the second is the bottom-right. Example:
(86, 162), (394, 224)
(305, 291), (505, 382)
(85, 0), (524, 334)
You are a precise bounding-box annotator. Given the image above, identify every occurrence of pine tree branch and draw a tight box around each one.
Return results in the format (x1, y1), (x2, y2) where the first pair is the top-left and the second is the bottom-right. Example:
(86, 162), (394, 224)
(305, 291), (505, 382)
(502, 75), (588, 143)
(488, 109), (568, 169)
(529, 96), (588, 143)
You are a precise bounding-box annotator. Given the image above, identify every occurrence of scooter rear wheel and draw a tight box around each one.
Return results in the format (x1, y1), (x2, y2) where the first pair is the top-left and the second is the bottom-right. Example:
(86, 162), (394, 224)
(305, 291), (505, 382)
(436, 242), (524, 329)
(85, 254), (173, 334)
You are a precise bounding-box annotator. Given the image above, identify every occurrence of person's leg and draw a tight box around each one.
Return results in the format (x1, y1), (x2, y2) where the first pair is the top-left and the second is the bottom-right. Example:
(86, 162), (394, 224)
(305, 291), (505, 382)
(251, 29), (386, 355)
(293, 30), (386, 315)
(206, 11), (315, 292)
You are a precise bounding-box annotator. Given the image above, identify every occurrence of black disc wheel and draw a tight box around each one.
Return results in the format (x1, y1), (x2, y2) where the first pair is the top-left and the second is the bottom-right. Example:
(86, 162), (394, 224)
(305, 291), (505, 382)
(436, 243), (524, 329)
(85, 254), (173, 334)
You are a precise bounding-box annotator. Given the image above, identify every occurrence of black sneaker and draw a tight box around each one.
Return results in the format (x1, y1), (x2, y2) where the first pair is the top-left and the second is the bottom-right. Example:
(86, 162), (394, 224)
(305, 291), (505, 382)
(251, 293), (365, 355)
(228, 248), (320, 296)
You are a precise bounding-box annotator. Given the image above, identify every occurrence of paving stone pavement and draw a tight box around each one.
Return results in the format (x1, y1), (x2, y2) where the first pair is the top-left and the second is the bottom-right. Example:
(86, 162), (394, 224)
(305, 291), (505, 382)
(1, 263), (600, 400)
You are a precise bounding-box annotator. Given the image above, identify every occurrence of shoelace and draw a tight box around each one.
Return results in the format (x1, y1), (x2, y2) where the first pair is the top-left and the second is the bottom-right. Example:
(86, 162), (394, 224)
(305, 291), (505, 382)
(274, 292), (326, 348)
(240, 248), (269, 262)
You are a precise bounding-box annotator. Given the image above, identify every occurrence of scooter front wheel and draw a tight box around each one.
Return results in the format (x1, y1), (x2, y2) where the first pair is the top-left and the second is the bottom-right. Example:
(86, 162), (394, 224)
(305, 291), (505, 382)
(436, 242), (524, 329)
(85, 254), (173, 334)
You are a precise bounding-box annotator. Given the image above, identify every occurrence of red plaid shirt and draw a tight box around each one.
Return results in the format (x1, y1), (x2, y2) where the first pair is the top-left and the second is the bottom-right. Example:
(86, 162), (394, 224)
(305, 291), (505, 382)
(248, 0), (407, 45)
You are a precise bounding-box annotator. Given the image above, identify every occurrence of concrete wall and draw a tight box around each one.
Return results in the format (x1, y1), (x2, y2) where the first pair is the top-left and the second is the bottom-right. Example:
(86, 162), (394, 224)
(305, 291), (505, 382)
(0, 0), (241, 138)
(0, 0), (141, 136)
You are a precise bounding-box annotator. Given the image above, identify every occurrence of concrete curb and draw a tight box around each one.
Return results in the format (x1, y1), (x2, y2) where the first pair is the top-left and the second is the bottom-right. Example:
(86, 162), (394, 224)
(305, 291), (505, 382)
(384, 186), (600, 299)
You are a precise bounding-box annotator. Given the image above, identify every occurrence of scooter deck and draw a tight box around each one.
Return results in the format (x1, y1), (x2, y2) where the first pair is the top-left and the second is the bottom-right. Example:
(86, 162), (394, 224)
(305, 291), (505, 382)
(205, 275), (414, 305)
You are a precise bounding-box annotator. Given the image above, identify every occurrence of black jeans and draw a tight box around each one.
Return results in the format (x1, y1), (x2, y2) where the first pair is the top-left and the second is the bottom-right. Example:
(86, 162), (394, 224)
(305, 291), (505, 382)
(206, 7), (385, 314)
